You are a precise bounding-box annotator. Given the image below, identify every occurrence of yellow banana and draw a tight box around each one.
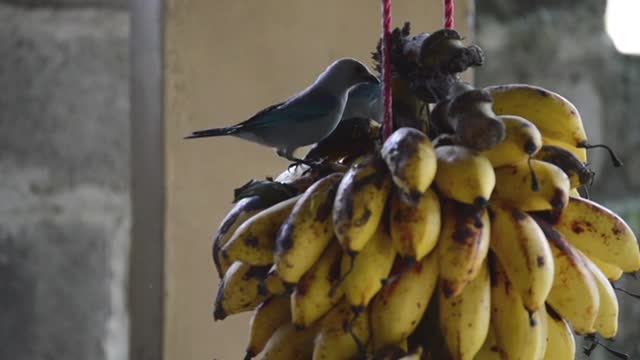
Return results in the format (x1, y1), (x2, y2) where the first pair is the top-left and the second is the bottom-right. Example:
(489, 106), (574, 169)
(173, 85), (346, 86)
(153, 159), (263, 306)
(485, 83), (588, 162)
(438, 201), (490, 297)
(589, 256), (623, 281)
(260, 265), (288, 296)
(434, 145), (495, 207)
(370, 252), (439, 351)
(543, 196), (640, 272)
(275, 173), (343, 284)
(536, 220), (600, 333)
(222, 195), (301, 266)
(291, 242), (343, 327)
(261, 322), (319, 360)
(493, 159), (570, 211)
(389, 188), (441, 261)
(245, 295), (291, 359)
(333, 155), (392, 253)
(533, 144), (594, 188)
(213, 196), (266, 278)
(474, 325), (504, 360)
(482, 115), (543, 168)
(439, 260), (490, 360)
(544, 306), (576, 360)
(214, 261), (270, 320)
(341, 222), (397, 310)
(489, 203), (554, 311)
(490, 255), (548, 360)
(381, 127), (437, 205)
(578, 250), (619, 338)
(312, 300), (369, 360)
(569, 188), (580, 197)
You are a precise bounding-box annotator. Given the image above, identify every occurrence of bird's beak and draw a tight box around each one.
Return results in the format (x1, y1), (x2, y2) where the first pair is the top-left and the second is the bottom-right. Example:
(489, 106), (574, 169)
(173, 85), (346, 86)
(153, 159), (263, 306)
(367, 73), (381, 84)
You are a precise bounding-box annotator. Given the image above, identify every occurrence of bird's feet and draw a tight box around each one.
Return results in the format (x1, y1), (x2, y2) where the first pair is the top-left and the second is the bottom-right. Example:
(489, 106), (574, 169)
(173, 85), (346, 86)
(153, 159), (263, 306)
(287, 157), (321, 173)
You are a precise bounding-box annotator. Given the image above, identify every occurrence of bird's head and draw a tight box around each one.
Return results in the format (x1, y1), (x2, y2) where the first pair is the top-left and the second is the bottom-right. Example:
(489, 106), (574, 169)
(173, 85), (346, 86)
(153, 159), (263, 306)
(318, 58), (380, 92)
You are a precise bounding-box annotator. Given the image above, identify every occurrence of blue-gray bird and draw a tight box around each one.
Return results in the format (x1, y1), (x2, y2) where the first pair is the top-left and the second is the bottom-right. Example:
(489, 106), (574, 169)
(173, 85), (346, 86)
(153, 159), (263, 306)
(185, 58), (380, 162)
(341, 82), (383, 123)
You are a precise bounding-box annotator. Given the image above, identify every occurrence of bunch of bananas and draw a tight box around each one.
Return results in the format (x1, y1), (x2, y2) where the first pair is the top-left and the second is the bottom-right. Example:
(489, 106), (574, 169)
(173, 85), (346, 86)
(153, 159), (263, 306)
(211, 82), (639, 360)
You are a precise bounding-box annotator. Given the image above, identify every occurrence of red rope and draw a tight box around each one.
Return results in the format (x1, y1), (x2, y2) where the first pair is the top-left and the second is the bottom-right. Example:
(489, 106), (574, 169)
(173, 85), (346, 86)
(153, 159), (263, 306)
(444, 0), (455, 29)
(381, 0), (393, 140)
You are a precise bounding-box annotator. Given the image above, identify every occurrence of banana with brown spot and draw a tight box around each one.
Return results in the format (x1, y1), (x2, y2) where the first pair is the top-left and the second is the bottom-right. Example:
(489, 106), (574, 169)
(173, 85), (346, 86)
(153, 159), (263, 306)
(222, 195), (302, 266)
(381, 127), (437, 205)
(333, 155), (392, 253)
(438, 201), (490, 297)
(489, 203), (554, 311)
(389, 188), (441, 262)
(370, 252), (439, 351)
(275, 173), (343, 284)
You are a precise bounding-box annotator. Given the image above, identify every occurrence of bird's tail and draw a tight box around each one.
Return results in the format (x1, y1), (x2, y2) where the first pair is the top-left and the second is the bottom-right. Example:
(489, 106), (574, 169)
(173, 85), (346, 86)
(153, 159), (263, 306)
(184, 126), (238, 139)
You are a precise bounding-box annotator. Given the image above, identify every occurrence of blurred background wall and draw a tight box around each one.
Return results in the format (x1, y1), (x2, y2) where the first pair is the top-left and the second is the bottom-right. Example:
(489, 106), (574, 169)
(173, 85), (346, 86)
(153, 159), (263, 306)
(0, 1), (129, 360)
(476, 1), (640, 358)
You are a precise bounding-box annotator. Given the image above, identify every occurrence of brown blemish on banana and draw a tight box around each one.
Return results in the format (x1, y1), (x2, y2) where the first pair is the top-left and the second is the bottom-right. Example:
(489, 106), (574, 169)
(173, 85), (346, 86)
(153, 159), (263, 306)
(315, 185), (338, 222)
(536, 256), (545, 268)
(244, 236), (260, 248)
(354, 209), (372, 227)
(550, 189), (567, 209)
(570, 221), (585, 234)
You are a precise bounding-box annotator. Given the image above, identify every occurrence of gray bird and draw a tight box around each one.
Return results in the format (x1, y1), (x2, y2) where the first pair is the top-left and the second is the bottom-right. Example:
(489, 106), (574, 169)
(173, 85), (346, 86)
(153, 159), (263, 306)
(185, 58), (380, 162)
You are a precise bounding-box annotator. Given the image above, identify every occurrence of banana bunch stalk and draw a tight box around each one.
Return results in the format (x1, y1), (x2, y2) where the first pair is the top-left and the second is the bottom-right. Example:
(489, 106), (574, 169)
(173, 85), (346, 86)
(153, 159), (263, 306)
(207, 61), (639, 360)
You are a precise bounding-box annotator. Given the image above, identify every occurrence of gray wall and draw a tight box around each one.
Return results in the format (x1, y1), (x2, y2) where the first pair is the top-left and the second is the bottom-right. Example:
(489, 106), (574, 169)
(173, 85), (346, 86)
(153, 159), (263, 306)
(476, 1), (640, 358)
(0, 1), (130, 360)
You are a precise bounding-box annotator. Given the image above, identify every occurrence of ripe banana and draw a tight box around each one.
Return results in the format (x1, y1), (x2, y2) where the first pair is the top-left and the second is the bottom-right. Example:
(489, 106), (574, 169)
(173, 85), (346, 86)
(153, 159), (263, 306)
(439, 260), (490, 360)
(490, 255), (548, 360)
(291, 242), (343, 327)
(213, 196), (266, 278)
(544, 196), (640, 272)
(485, 83), (588, 162)
(493, 159), (570, 211)
(370, 252), (439, 351)
(482, 114), (543, 168)
(341, 222), (396, 310)
(434, 145), (495, 207)
(214, 261), (270, 320)
(389, 188), (441, 261)
(536, 219), (600, 333)
(381, 127), (437, 205)
(245, 295), (291, 359)
(489, 203), (554, 311)
(589, 256), (623, 281)
(222, 195), (301, 266)
(333, 155), (392, 253)
(579, 250), (619, 338)
(544, 306), (576, 360)
(474, 325), (503, 360)
(312, 300), (369, 360)
(261, 322), (319, 360)
(534, 144), (594, 188)
(275, 173), (343, 284)
(260, 265), (288, 296)
(438, 201), (490, 297)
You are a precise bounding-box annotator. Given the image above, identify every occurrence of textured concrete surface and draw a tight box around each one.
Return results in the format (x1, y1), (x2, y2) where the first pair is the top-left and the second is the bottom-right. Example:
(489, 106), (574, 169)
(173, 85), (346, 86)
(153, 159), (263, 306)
(477, 1), (640, 359)
(1, 0), (128, 9)
(0, 3), (129, 360)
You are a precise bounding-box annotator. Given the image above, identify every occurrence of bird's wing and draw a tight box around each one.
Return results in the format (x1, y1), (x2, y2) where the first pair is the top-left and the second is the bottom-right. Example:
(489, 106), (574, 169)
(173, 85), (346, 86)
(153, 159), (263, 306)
(235, 92), (339, 130)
